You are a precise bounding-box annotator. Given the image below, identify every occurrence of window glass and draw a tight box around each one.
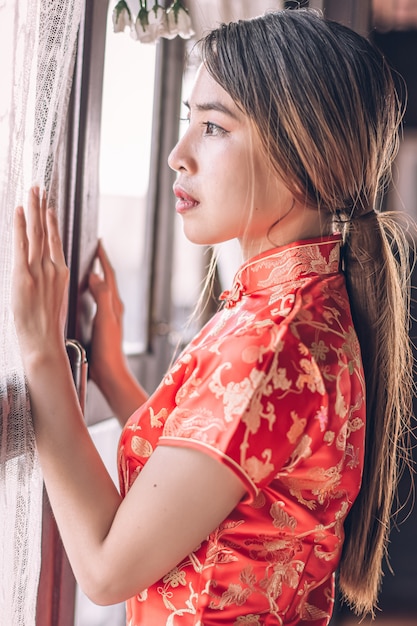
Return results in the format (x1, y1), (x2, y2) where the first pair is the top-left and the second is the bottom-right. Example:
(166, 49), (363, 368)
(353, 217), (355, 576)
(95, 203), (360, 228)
(98, 6), (156, 353)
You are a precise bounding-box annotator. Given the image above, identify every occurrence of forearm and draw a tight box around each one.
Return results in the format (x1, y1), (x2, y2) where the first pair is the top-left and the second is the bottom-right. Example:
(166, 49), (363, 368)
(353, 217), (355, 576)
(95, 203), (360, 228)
(23, 349), (247, 607)
(12, 191), (247, 606)
(93, 355), (148, 427)
(25, 347), (123, 595)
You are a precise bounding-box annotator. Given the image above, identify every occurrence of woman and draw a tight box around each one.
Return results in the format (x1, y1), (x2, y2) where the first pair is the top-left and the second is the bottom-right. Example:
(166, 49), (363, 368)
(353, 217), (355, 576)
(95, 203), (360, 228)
(12, 8), (413, 625)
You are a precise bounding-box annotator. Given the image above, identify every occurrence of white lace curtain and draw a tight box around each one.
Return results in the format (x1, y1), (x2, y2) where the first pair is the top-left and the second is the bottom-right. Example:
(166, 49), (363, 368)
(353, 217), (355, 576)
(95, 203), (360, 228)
(0, 1), (83, 623)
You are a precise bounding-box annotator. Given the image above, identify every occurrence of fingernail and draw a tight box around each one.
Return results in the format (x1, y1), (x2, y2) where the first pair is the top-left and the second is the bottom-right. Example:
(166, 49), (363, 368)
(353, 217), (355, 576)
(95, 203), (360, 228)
(32, 186), (40, 197)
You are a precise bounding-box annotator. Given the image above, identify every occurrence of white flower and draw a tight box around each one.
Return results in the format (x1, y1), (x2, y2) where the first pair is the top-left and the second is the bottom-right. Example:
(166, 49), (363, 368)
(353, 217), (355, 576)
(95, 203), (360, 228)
(132, 6), (151, 42)
(164, 2), (195, 40)
(112, 0), (132, 33)
(133, 19), (154, 43)
(148, 4), (170, 39)
(132, 4), (169, 44)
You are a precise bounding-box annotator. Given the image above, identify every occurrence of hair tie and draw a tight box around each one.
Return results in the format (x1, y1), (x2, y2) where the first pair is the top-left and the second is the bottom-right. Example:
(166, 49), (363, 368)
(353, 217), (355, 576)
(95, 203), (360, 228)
(353, 209), (378, 221)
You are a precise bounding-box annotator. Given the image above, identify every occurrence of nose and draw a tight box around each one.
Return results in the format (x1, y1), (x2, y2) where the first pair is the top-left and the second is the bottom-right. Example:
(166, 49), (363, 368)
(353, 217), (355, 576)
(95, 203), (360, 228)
(168, 131), (196, 174)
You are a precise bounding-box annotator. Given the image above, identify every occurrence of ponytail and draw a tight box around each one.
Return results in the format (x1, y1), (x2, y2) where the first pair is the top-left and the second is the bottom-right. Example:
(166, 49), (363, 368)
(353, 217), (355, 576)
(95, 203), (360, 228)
(201, 8), (415, 614)
(338, 209), (414, 615)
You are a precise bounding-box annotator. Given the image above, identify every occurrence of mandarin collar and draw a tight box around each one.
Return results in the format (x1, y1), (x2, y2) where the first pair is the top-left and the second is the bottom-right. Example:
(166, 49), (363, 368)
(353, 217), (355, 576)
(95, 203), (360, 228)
(219, 234), (342, 308)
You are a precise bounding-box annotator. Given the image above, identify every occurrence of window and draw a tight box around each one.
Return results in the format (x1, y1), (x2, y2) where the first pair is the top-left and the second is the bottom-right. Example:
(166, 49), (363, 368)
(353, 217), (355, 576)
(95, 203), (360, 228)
(98, 8), (157, 353)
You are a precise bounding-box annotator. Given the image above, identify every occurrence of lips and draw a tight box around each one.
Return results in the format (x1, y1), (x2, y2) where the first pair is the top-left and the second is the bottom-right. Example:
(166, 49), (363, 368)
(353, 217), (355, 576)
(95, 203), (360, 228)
(173, 184), (199, 213)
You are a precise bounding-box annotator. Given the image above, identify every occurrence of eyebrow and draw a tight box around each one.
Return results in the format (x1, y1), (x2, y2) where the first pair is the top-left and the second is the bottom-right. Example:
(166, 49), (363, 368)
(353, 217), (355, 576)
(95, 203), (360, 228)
(183, 99), (241, 121)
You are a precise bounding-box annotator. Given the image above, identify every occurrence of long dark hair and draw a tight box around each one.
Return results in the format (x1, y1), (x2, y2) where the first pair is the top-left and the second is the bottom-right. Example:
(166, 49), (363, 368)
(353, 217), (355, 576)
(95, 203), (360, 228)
(200, 8), (414, 615)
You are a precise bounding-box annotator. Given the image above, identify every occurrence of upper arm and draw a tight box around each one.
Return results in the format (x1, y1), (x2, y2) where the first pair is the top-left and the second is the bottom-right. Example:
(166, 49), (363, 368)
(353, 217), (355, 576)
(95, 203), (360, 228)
(95, 444), (246, 605)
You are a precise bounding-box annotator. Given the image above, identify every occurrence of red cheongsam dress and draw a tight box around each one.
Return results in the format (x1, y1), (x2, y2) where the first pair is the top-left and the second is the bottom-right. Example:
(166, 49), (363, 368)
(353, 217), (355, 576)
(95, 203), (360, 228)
(118, 234), (366, 626)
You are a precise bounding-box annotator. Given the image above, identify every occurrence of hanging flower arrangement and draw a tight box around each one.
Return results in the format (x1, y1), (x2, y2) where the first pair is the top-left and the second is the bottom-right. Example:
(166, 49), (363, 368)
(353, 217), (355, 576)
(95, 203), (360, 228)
(112, 0), (195, 43)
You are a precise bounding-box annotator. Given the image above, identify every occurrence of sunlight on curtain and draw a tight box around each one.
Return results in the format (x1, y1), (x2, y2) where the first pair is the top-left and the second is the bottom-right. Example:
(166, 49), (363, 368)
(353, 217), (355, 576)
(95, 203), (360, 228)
(0, 0), (83, 623)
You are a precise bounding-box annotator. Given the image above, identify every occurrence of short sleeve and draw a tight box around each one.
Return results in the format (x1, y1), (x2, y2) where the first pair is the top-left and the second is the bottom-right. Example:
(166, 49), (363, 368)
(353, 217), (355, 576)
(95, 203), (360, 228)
(158, 318), (331, 501)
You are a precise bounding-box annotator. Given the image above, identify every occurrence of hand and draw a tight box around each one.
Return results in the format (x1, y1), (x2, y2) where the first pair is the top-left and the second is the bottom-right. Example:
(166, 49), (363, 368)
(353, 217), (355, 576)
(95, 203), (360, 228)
(88, 241), (126, 390)
(12, 187), (69, 363)
(88, 242), (148, 423)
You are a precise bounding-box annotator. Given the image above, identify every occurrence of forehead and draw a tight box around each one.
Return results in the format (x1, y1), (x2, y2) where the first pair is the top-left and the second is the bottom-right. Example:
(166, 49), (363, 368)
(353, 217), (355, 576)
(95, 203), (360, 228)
(187, 64), (243, 119)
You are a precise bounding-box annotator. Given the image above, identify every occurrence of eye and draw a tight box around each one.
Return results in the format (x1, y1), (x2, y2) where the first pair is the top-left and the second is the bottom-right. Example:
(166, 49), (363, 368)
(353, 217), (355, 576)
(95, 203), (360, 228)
(202, 121), (228, 137)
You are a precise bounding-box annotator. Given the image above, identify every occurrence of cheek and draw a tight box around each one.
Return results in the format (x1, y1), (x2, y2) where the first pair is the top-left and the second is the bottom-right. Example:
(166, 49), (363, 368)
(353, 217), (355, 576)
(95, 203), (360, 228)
(223, 164), (258, 206)
(202, 142), (259, 208)
(254, 167), (292, 213)
(206, 167), (253, 209)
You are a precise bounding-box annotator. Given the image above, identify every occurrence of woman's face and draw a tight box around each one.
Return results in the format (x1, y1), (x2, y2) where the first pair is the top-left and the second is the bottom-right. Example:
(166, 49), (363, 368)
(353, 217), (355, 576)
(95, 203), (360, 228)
(168, 65), (295, 259)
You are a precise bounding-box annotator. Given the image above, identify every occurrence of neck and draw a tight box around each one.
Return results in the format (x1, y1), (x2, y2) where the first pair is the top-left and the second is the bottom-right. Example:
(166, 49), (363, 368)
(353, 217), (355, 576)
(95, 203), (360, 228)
(240, 204), (332, 260)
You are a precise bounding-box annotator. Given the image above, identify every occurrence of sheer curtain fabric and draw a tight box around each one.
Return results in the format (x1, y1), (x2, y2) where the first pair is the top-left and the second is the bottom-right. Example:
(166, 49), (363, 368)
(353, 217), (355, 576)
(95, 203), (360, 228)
(0, 1), (83, 623)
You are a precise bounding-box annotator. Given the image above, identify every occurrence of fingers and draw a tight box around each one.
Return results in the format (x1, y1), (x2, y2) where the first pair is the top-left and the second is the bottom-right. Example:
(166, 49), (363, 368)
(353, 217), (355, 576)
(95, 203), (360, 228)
(90, 241), (124, 316)
(46, 208), (66, 267)
(26, 187), (45, 264)
(96, 241), (120, 294)
(89, 265), (124, 317)
(14, 186), (66, 269)
(88, 271), (110, 301)
(12, 190), (70, 357)
(13, 205), (29, 274)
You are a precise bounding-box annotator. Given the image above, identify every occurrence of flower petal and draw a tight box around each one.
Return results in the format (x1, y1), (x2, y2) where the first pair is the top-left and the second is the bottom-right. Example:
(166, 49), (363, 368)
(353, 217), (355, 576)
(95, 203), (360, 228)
(112, 1), (132, 33)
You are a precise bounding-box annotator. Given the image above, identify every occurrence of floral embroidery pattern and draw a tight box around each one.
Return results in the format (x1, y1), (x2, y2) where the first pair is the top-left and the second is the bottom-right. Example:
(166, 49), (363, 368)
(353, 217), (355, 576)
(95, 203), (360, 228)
(119, 235), (365, 625)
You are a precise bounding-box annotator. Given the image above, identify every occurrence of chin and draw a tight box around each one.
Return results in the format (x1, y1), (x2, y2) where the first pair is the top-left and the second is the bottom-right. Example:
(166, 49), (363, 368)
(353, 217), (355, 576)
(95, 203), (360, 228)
(182, 229), (222, 247)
